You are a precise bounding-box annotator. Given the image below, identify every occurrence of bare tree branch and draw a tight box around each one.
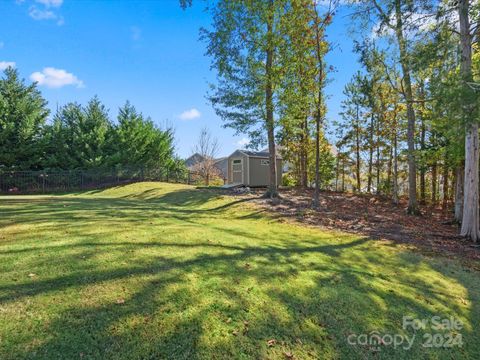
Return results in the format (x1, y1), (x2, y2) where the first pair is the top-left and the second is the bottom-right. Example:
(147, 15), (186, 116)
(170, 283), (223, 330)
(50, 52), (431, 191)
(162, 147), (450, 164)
(192, 127), (222, 185)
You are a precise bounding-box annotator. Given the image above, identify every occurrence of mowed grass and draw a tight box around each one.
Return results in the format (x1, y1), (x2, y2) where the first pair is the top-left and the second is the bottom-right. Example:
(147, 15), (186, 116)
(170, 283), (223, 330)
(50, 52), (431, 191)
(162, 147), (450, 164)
(0, 182), (479, 360)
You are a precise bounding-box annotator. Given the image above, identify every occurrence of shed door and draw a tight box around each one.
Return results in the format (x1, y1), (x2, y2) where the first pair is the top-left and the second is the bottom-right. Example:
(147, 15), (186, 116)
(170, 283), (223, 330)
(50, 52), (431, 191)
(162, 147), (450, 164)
(232, 159), (243, 184)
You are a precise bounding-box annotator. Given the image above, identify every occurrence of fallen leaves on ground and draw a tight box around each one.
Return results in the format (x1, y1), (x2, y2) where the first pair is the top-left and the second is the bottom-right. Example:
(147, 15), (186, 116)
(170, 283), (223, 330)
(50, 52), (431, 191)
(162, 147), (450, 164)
(248, 188), (480, 263)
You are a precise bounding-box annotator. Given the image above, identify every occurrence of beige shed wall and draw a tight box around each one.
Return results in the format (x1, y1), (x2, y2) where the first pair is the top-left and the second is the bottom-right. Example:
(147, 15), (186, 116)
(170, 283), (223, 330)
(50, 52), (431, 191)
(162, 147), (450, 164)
(248, 157), (282, 187)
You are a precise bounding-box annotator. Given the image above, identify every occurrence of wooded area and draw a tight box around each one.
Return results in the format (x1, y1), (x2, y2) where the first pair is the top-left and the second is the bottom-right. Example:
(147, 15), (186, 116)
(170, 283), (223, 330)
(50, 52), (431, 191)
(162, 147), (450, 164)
(197, 0), (480, 242)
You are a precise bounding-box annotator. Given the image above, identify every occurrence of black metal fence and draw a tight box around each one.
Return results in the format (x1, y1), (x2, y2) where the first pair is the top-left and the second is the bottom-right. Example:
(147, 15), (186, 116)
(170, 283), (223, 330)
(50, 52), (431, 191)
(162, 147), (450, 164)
(0, 167), (212, 194)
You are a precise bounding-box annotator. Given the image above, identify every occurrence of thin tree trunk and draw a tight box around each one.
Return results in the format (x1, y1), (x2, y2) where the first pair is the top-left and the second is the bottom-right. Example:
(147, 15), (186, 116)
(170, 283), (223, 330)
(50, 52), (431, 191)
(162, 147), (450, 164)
(387, 145), (393, 196)
(355, 104), (361, 192)
(442, 162), (449, 211)
(420, 167), (426, 204)
(376, 125), (381, 194)
(377, 98), (386, 195)
(265, 2), (277, 198)
(394, 0), (418, 214)
(450, 169), (456, 209)
(393, 112), (399, 205)
(454, 164), (464, 222)
(342, 157), (346, 192)
(335, 153), (340, 191)
(432, 162), (437, 205)
(419, 96), (426, 204)
(298, 147), (304, 187)
(367, 114), (374, 193)
(312, 8), (324, 207)
(297, 151), (302, 186)
(301, 117), (308, 188)
(459, 0), (479, 241)
(313, 109), (321, 205)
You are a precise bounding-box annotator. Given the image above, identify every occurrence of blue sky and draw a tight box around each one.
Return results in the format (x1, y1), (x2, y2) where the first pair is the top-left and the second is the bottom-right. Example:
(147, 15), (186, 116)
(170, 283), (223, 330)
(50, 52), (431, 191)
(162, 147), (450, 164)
(0, 0), (361, 158)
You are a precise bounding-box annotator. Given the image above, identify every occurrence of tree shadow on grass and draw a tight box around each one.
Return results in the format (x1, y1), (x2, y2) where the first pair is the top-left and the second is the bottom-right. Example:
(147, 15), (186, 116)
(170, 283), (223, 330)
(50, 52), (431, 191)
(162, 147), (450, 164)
(0, 189), (257, 234)
(1, 236), (479, 359)
(120, 186), (228, 206)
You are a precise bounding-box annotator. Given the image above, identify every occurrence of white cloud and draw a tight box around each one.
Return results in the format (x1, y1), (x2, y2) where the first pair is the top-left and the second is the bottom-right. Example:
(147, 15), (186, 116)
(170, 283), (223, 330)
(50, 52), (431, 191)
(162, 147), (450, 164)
(236, 137), (250, 148)
(28, 0), (64, 25)
(0, 61), (16, 71)
(29, 7), (56, 20)
(35, 0), (63, 7)
(178, 108), (201, 120)
(131, 26), (141, 41)
(30, 67), (84, 88)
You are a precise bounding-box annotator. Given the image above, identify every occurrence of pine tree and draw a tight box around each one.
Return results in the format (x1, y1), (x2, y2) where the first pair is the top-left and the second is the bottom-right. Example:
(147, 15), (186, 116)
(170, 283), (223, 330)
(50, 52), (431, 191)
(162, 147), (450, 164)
(0, 67), (49, 170)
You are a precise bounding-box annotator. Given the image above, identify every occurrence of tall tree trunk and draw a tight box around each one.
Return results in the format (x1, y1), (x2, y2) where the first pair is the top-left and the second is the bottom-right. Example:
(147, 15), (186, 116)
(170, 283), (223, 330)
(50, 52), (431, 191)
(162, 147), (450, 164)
(419, 87), (426, 204)
(298, 146), (304, 187)
(355, 104), (361, 192)
(335, 153), (340, 191)
(432, 162), (437, 205)
(454, 164), (464, 222)
(459, 0), (479, 241)
(341, 157), (346, 192)
(376, 121), (381, 194)
(393, 112), (399, 204)
(387, 145), (393, 196)
(301, 117), (308, 188)
(312, 8), (324, 207)
(442, 162), (449, 211)
(461, 124), (479, 240)
(297, 151), (302, 186)
(313, 109), (321, 206)
(265, 3), (277, 198)
(367, 114), (374, 193)
(394, 0), (418, 214)
(420, 166), (426, 204)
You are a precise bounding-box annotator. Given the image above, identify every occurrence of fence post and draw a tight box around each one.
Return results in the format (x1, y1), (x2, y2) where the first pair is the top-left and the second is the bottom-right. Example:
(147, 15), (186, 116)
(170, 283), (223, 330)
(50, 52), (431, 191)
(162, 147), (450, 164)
(42, 173), (45, 193)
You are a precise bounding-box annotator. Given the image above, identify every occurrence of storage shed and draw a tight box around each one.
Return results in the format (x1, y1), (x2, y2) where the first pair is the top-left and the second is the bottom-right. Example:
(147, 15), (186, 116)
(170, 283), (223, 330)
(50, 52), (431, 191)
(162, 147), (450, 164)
(227, 150), (282, 187)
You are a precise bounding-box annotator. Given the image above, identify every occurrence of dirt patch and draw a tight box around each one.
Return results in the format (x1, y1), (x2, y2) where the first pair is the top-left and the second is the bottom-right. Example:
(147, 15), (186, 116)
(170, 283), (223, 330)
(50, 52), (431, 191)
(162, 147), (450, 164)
(246, 188), (480, 264)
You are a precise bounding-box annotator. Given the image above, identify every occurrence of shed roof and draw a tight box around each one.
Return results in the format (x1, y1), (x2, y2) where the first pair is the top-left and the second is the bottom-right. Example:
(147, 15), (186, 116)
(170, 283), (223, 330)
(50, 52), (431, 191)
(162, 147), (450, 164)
(229, 149), (282, 159)
(242, 150), (271, 157)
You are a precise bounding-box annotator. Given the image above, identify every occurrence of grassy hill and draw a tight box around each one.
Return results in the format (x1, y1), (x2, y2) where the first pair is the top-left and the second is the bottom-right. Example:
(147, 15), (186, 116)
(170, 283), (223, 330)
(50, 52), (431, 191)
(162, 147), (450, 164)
(0, 182), (478, 359)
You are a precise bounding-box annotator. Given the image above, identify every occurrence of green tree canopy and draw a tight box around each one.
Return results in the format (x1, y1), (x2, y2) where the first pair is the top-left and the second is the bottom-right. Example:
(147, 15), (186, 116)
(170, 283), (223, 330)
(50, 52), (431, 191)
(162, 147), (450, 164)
(0, 67), (49, 170)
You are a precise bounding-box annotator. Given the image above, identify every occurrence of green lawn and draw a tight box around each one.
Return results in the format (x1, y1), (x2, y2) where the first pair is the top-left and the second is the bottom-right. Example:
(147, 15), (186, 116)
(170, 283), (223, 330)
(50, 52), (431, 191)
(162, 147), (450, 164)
(0, 182), (478, 359)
